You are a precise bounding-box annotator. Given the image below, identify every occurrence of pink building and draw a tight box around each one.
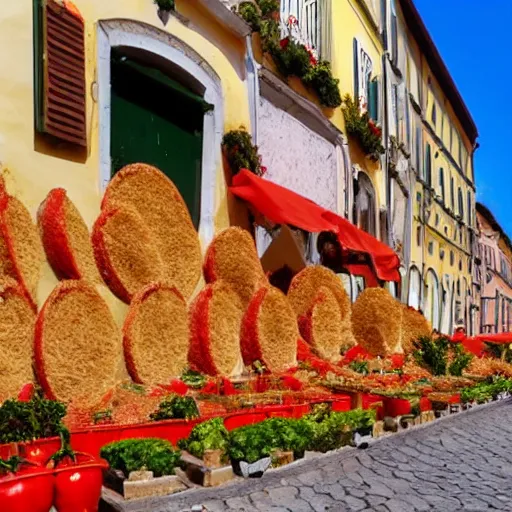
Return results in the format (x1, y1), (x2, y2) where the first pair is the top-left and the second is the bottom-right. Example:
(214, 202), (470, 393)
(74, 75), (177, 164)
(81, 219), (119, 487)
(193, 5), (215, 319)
(475, 204), (512, 334)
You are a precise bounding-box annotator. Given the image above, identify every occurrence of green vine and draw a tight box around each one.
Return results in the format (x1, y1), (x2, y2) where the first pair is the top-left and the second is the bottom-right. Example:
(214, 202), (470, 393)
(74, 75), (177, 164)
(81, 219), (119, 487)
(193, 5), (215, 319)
(237, 1), (341, 108)
(341, 94), (385, 160)
(222, 128), (266, 176)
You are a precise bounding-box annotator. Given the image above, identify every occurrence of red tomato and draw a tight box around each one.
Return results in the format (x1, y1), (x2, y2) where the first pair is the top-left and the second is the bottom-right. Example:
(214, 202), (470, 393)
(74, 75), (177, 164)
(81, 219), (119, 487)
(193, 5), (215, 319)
(0, 466), (54, 512)
(53, 453), (107, 512)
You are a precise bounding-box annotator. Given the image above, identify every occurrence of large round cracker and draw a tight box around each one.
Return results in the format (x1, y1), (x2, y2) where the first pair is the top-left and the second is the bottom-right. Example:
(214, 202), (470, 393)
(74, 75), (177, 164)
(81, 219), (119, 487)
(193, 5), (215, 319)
(123, 283), (189, 385)
(38, 188), (100, 282)
(241, 286), (298, 372)
(92, 204), (164, 303)
(203, 227), (267, 307)
(34, 280), (122, 407)
(299, 286), (347, 362)
(102, 164), (202, 300)
(188, 282), (244, 376)
(401, 305), (432, 353)
(352, 288), (403, 356)
(0, 184), (43, 310)
(0, 279), (35, 403)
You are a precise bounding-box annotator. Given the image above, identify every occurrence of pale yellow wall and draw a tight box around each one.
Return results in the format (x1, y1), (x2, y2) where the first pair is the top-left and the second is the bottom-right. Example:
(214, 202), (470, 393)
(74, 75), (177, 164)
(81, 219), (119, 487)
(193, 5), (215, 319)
(331, 0), (385, 214)
(0, 1), (251, 320)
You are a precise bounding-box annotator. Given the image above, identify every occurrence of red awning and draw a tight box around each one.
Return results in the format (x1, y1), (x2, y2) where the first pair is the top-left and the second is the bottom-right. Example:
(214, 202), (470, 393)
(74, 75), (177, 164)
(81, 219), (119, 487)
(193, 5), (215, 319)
(230, 170), (400, 283)
(474, 332), (512, 345)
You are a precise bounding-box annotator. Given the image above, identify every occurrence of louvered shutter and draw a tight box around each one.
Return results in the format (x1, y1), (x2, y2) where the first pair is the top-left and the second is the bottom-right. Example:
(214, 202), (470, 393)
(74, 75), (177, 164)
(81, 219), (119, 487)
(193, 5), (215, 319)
(34, 0), (86, 147)
(368, 78), (379, 122)
(353, 38), (359, 101)
(425, 143), (432, 186)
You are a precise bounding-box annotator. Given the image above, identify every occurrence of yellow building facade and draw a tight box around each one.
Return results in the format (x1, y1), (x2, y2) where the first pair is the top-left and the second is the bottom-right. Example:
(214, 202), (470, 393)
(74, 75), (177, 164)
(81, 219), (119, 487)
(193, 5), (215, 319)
(389, 0), (478, 334)
(0, 0), (253, 322)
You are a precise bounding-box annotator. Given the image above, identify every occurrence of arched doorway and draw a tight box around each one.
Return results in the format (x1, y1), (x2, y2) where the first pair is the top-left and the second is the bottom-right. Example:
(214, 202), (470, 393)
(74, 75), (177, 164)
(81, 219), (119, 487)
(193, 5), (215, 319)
(97, 20), (223, 246)
(424, 269), (440, 330)
(354, 172), (377, 237)
(408, 266), (421, 310)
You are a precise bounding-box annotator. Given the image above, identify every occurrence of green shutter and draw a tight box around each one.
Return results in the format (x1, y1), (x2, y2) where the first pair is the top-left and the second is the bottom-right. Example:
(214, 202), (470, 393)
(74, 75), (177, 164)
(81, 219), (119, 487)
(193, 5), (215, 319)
(425, 143), (432, 186)
(353, 38), (359, 100)
(368, 78), (379, 121)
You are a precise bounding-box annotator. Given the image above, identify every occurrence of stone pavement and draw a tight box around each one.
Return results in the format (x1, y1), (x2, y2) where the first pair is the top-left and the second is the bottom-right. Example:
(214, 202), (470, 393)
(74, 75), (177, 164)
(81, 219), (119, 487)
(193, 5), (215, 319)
(122, 400), (512, 511)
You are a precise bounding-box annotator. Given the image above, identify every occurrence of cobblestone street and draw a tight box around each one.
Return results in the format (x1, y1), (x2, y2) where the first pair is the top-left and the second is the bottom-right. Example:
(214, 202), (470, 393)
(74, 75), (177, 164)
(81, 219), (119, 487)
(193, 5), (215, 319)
(133, 400), (512, 512)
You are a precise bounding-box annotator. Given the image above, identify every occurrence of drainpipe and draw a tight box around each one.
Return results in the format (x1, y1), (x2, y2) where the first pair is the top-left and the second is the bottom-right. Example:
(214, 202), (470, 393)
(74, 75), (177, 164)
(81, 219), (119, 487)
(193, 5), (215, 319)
(245, 34), (260, 143)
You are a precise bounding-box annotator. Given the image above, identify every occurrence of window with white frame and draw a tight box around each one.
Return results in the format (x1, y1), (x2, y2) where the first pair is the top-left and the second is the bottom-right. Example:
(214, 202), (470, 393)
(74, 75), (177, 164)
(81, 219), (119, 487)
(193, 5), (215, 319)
(353, 39), (376, 116)
(280, 0), (320, 57)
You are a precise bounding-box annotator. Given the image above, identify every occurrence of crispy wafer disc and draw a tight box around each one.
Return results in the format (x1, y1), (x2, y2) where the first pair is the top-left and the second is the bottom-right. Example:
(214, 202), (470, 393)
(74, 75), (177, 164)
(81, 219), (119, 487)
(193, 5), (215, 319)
(34, 280), (122, 406)
(102, 164), (202, 300)
(0, 280), (35, 403)
(299, 286), (349, 362)
(188, 282), (244, 376)
(287, 266), (351, 318)
(92, 204), (164, 303)
(38, 188), (100, 282)
(0, 184), (43, 310)
(241, 286), (298, 372)
(203, 227), (267, 306)
(352, 288), (403, 356)
(401, 305), (432, 353)
(123, 283), (189, 385)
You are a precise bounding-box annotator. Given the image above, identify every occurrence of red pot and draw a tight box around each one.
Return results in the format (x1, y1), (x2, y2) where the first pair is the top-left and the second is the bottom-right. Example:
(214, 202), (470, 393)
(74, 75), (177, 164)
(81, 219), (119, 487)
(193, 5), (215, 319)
(18, 437), (61, 466)
(53, 452), (108, 512)
(384, 397), (412, 417)
(224, 412), (266, 430)
(0, 465), (54, 512)
(419, 397), (432, 412)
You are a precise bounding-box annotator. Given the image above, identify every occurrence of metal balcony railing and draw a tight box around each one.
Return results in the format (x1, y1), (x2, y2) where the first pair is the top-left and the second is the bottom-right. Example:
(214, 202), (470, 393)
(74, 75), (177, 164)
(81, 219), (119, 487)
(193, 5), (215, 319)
(280, 0), (320, 57)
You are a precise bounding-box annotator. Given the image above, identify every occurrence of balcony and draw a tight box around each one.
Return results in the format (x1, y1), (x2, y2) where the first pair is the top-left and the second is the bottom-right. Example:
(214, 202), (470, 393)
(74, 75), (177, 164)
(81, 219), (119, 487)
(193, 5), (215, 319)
(280, 0), (320, 57)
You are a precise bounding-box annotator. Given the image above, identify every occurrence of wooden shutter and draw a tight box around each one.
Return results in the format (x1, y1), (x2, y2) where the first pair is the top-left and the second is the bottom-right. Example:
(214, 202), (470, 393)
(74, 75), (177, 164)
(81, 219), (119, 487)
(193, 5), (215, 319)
(353, 38), (359, 101)
(425, 143), (432, 186)
(35, 0), (86, 147)
(368, 78), (379, 122)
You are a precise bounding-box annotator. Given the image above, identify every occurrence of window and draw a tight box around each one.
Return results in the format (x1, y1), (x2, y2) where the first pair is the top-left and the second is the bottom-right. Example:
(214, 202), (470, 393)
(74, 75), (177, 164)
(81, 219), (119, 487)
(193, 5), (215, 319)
(415, 126), (422, 175)
(450, 177), (455, 210)
(424, 269), (440, 330)
(353, 38), (373, 109)
(424, 143), (432, 186)
(428, 241), (434, 255)
(467, 191), (472, 226)
(33, 0), (86, 146)
(439, 167), (445, 202)
(435, 213), (440, 226)
(458, 188), (464, 219)
(440, 248), (445, 260)
(390, 0), (398, 66)
(354, 172), (376, 236)
(450, 251), (455, 266)
(408, 266), (422, 309)
(431, 101), (437, 127)
(280, 0), (320, 57)
(416, 226), (422, 246)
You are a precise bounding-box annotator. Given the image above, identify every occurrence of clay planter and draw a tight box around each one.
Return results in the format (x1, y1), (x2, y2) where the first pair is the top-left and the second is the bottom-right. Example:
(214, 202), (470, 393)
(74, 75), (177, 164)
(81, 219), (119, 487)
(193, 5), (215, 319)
(271, 449), (294, 468)
(181, 451), (234, 488)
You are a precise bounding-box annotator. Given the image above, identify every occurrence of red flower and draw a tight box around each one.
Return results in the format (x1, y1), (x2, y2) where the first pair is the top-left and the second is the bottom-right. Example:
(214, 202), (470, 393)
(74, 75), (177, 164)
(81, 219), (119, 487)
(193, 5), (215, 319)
(281, 375), (303, 391)
(390, 354), (405, 369)
(260, 166), (268, 176)
(200, 381), (219, 394)
(168, 379), (189, 396)
(18, 383), (35, 402)
(280, 38), (290, 50)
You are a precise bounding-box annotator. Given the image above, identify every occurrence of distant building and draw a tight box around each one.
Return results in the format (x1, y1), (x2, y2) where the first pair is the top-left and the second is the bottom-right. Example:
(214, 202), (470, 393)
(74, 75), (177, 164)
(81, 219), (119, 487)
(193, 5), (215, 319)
(475, 204), (512, 334)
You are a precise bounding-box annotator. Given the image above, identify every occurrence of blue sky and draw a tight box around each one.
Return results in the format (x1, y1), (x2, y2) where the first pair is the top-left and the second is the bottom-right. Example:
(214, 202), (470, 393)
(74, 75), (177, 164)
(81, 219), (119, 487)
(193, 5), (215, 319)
(414, 0), (512, 236)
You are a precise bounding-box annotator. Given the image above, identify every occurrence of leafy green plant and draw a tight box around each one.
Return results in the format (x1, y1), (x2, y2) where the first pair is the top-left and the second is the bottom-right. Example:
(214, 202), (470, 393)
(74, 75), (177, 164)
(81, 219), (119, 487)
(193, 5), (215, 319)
(341, 94), (385, 160)
(448, 344), (473, 377)
(154, 0), (175, 11)
(349, 360), (369, 375)
(0, 392), (67, 444)
(178, 418), (230, 460)
(270, 38), (311, 78)
(222, 129), (265, 176)
(238, 2), (261, 31)
(257, 0), (280, 16)
(181, 369), (207, 390)
(100, 438), (181, 477)
(303, 61), (342, 108)
(228, 418), (314, 463)
(413, 335), (449, 376)
(150, 395), (199, 421)
(461, 377), (512, 404)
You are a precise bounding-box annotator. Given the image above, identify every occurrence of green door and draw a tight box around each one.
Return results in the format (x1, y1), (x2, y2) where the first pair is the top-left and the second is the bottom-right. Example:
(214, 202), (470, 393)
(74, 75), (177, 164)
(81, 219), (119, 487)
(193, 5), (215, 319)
(110, 50), (208, 228)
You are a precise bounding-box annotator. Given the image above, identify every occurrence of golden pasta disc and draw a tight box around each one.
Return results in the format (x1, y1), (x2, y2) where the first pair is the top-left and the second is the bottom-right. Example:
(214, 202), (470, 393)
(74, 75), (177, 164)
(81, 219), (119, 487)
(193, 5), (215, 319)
(102, 164), (202, 300)
(203, 227), (267, 307)
(123, 283), (189, 385)
(241, 286), (298, 372)
(189, 282), (244, 376)
(401, 305), (432, 353)
(351, 288), (403, 356)
(0, 280), (35, 403)
(34, 280), (122, 407)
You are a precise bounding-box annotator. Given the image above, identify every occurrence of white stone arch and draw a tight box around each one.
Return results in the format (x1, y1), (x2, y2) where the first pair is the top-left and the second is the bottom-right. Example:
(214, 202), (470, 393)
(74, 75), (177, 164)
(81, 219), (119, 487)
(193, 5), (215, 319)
(423, 268), (440, 330)
(407, 265), (421, 310)
(97, 19), (224, 247)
